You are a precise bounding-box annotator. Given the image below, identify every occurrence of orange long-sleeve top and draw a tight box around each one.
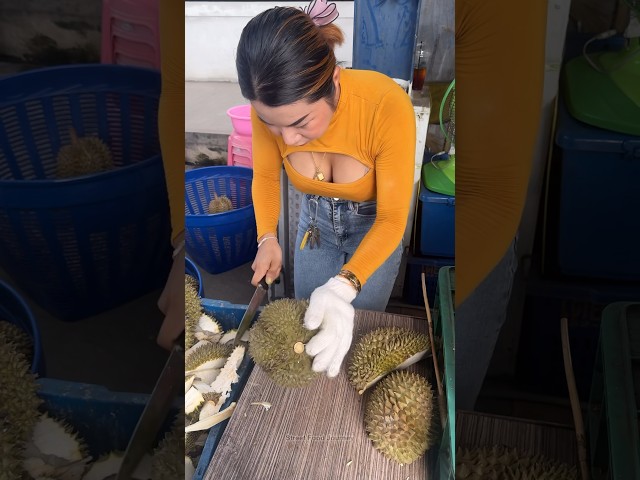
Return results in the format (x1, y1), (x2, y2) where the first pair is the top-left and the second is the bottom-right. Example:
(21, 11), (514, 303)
(251, 68), (416, 285)
(456, 0), (547, 304)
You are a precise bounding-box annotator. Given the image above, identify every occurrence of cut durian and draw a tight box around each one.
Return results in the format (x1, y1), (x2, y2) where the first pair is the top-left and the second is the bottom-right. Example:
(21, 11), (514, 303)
(208, 194), (233, 214)
(81, 451), (152, 480)
(194, 331), (222, 343)
(348, 327), (430, 394)
(184, 402), (236, 432)
(151, 413), (184, 480)
(30, 413), (87, 463)
(55, 128), (114, 179)
(364, 370), (436, 465)
(210, 345), (245, 397)
(0, 320), (33, 362)
(185, 386), (205, 415)
(185, 375), (196, 393)
(219, 329), (249, 345)
(248, 298), (320, 388)
(185, 342), (232, 384)
(197, 314), (222, 335)
(455, 445), (578, 479)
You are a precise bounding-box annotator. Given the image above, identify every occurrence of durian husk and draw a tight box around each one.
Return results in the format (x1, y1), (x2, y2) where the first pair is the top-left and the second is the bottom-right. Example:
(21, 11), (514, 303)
(364, 370), (436, 465)
(208, 194), (233, 214)
(0, 341), (41, 479)
(55, 128), (114, 179)
(0, 320), (33, 364)
(455, 445), (578, 479)
(248, 298), (320, 388)
(185, 280), (202, 350)
(151, 412), (184, 480)
(347, 326), (430, 394)
(185, 274), (199, 295)
(185, 342), (232, 385)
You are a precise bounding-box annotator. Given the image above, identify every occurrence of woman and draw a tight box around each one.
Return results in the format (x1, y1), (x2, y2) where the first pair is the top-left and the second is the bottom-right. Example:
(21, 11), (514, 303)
(236, 1), (416, 378)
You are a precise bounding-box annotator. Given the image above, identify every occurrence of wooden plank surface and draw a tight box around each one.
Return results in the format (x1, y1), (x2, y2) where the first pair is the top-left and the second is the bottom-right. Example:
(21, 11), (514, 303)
(205, 310), (437, 480)
(456, 410), (578, 465)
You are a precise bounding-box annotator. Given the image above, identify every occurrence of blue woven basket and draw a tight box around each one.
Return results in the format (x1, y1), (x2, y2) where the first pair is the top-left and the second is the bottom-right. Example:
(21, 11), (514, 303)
(185, 256), (204, 297)
(0, 279), (44, 376)
(0, 65), (172, 321)
(185, 166), (257, 274)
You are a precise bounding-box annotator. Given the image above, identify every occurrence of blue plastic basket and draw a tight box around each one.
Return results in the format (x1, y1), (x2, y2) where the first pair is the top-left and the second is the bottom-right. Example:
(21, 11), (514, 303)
(0, 65), (172, 320)
(185, 166), (257, 274)
(194, 299), (255, 480)
(186, 256), (205, 297)
(0, 278), (44, 376)
(37, 378), (180, 462)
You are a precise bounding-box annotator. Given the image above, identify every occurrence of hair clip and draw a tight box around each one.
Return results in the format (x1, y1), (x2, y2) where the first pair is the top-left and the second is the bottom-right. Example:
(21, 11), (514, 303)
(302, 0), (339, 26)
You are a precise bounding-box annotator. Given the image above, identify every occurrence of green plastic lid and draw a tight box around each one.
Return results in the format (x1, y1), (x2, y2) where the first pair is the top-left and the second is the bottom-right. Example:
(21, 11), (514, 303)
(562, 52), (640, 137)
(422, 156), (455, 196)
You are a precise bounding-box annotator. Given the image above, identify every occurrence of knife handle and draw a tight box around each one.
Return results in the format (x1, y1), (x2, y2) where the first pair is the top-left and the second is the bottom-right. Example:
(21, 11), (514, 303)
(257, 275), (270, 290)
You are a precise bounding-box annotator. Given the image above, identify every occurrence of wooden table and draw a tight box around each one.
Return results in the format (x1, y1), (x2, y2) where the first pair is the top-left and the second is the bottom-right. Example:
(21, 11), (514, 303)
(205, 310), (437, 480)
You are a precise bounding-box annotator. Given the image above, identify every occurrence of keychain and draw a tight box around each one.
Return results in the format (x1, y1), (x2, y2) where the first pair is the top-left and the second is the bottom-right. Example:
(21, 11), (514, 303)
(300, 196), (320, 250)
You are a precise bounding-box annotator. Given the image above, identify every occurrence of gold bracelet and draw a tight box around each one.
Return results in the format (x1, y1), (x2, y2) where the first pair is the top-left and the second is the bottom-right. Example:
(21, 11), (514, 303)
(337, 269), (362, 293)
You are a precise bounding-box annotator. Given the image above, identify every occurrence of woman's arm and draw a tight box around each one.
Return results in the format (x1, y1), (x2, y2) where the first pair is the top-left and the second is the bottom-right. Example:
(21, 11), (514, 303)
(342, 85), (416, 285)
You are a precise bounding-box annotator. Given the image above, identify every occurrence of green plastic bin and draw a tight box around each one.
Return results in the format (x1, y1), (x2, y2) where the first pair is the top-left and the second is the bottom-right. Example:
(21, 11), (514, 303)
(434, 266), (455, 479)
(589, 302), (640, 479)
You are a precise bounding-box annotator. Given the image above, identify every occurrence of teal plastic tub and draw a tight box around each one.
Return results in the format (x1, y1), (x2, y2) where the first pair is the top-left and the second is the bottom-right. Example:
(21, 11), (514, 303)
(434, 266), (455, 479)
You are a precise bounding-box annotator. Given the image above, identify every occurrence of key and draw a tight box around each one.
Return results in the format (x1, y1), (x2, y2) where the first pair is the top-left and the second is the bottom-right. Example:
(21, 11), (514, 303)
(309, 224), (320, 249)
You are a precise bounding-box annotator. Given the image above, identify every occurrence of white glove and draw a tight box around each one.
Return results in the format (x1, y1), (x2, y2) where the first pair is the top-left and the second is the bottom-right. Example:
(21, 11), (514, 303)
(304, 277), (358, 377)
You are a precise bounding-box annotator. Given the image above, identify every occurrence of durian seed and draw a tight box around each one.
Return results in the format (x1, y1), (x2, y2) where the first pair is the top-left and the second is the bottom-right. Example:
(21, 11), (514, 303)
(293, 342), (305, 354)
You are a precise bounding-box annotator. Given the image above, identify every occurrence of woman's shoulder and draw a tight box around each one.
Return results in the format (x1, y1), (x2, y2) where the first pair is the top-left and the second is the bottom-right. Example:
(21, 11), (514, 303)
(342, 68), (411, 106)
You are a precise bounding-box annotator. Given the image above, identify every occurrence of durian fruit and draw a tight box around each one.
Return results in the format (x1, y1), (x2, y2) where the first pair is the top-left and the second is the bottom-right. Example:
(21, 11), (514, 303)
(56, 128), (114, 179)
(0, 340), (41, 479)
(0, 320), (33, 363)
(185, 342), (232, 385)
(456, 445), (578, 479)
(185, 280), (202, 350)
(185, 274), (199, 294)
(248, 298), (320, 388)
(347, 327), (430, 394)
(364, 370), (436, 465)
(208, 193), (233, 214)
(151, 413), (184, 480)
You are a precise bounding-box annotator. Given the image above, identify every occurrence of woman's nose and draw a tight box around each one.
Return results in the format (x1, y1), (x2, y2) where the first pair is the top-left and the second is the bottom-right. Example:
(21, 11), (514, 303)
(281, 127), (299, 146)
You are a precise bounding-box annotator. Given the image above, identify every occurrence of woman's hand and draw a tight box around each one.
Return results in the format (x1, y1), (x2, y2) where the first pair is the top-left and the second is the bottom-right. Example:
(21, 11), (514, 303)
(251, 234), (282, 286)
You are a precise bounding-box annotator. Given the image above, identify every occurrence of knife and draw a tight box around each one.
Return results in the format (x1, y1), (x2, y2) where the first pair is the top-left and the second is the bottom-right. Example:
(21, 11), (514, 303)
(234, 276), (270, 346)
(114, 332), (185, 480)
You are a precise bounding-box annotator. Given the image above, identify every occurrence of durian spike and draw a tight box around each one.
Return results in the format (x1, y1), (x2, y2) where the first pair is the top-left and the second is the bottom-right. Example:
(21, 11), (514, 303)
(421, 272), (446, 427)
(561, 317), (590, 480)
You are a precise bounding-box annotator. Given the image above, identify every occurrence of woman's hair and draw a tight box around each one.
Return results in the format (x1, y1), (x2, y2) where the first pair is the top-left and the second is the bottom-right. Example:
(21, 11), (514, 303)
(236, 7), (344, 107)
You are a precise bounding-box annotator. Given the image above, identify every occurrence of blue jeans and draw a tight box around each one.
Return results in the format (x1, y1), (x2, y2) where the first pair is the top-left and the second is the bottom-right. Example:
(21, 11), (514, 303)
(455, 236), (518, 411)
(294, 195), (403, 312)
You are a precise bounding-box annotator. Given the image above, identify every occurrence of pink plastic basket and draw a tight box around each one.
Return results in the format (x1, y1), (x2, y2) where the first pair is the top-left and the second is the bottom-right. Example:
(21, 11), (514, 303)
(227, 105), (252, 136)
(227, 132), (253, 168)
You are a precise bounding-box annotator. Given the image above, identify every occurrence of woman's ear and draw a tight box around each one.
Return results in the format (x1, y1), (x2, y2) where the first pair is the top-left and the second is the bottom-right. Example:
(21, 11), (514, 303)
(332, 65), (341, 89)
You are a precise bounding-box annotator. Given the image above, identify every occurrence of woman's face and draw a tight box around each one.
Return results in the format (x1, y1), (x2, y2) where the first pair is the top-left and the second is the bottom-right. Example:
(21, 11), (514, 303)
(251, 97), (335, 147)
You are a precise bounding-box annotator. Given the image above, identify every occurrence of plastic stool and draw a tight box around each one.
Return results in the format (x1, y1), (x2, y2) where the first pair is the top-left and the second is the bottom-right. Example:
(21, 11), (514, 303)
(227, 131), (253, 168)
(101, 0), (161, 70)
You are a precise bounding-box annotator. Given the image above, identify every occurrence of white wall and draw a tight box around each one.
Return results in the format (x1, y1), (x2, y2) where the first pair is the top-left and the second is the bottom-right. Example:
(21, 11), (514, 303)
(185, 1), (354, 82)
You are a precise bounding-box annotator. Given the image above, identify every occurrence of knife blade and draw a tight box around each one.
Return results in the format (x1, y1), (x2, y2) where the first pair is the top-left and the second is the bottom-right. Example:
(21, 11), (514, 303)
(234, 276), (269, 345)
(115, 334), (184, 480)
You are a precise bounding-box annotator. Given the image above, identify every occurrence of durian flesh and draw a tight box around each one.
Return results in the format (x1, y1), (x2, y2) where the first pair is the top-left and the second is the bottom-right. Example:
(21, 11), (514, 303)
(456, 445), (578, 480)
(364, 370), (436, 465)
(248, 298), (320, 388)
(348, 326), (430, 394)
